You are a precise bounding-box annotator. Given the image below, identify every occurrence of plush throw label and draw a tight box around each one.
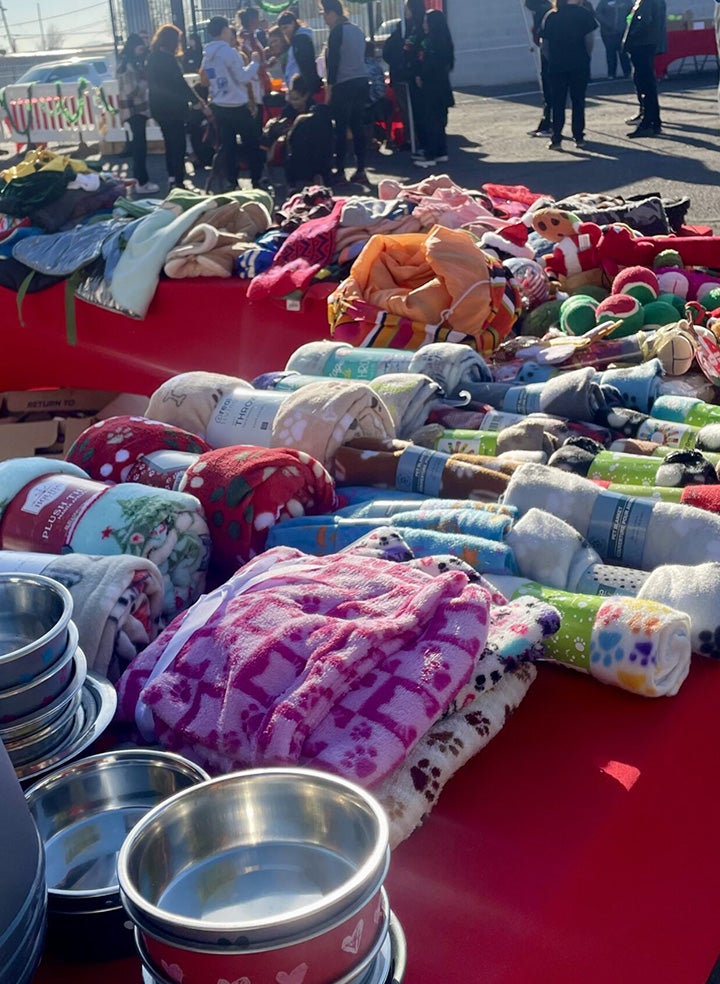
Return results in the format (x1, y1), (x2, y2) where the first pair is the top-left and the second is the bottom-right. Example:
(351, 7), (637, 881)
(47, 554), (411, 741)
(480, 410), (525, 432)
(323, 348), (414, 379)
(636, 418), (698, 449)
(396, 445), (448, 496)
(207, 390), (286, 448)
(502, 383), (543, 415)
(586, 492), (653, 567)
(0, 476), (109, 553)
(433, 429), (497, 456)
(127, 450), (199, 490)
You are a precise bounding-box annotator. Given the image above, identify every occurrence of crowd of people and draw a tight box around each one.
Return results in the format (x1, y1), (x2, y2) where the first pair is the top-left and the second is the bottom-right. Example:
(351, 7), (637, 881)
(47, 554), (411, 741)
(525, 0), (666, 150)
(117, 1), (456, 195)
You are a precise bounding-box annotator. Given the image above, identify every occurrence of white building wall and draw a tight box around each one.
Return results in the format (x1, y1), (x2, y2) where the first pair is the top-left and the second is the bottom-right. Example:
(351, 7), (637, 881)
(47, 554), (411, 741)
(448, 0), (717, 88)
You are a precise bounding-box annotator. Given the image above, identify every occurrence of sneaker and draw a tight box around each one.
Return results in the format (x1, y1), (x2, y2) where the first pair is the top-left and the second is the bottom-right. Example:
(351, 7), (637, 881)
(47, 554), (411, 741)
(530, 127), (552, 137)
(413, 157), (437, 168)
(349, 169), (369, 185)
(436, 154), (449, 163)
(625, 112), (643, 125)
(547, 140), (562, 151)
(134, 181), (160, 194)
(574, 138), (585, 148)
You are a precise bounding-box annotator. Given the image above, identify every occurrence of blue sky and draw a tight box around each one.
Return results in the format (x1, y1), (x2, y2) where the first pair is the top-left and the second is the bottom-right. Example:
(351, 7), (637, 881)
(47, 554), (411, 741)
(2, 0), (113, 52)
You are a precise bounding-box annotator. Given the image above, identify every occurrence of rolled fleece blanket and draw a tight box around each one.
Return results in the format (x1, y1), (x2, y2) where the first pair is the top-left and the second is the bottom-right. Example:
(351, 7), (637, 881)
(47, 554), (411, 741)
(594, 358), (664, 414)
(0, 550), (164, 681)
(638, 562), (720, 659)
(407, 342), (492, 399)
(270, 380), (396, 470)
(66, 415), (210, 487)
(145, 372), (254, 439)
(333, 443), (511, 502)
(651, 394), (720, 427)
(336, 496), (516, 521)
(265, 514), (518, 576)
(551, 447), (718, 487)
(0, 457), (209, 618)
(369, 373), (443, 439)
(285, 340), (416, 378)
(487, 575), (691, 697)
(503, 462), (720, 569)
(506, 507), (649, 595)
(117, 545), (496, 784)
(176, 445), (337, 582)
(472, 367), (621, 424)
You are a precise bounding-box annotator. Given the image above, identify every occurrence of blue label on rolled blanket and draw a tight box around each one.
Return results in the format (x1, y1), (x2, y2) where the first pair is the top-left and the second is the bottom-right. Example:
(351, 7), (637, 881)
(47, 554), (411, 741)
(586, 492), (653, 568)
(396, 446), (448, 496)
(502, 384), (543, 415)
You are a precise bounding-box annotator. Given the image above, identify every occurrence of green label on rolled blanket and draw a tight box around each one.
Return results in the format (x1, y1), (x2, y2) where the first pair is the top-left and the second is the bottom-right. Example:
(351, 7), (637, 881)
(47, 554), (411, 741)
(636, 418), (698, 448)
(586, 492), (653, 567)
(396, 445), (448, 496)
(588, 452), (658, 486)
(323, 348), (414, 380)
(207, 390), (287, 448)
(607, 483), (683, 503)
(504, 579), (602, 670)
(686, 402), (720, 427)
(0, 475), (109, 553)
(502, 383), (543, 415)
(433, 429), (497, 456)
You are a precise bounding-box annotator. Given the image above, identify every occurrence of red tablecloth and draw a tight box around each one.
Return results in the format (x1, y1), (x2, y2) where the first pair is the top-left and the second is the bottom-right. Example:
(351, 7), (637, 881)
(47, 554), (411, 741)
(31, 658), (720, 983)
(1, 278), (335, 396)
(655, 27), (718, 78)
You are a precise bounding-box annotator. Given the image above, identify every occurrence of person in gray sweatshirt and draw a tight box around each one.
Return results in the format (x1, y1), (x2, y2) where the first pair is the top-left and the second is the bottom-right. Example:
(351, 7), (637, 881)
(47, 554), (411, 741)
(201, 15), (263, 188)
(321, 0), (370, 186)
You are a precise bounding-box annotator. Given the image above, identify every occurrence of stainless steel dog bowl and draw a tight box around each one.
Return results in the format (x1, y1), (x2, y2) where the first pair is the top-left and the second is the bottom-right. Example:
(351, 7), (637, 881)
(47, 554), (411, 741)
(0, 620), (78, 724)
(0, 573), (73, 689)
(3, 687), (82, 768)
(0, 645), (86, 744)
(24, 748), (210, 962)
(118, 767), (390, 949)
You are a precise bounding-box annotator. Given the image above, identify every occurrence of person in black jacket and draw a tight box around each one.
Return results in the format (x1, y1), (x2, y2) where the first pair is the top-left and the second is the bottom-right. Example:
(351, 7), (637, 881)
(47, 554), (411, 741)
(382, 20), (412, 149)
(525, 0), (553, 136)
(402, 0), (429, 158)
(622, 0), (666, 136)
(413, 9), (454, 168)
(147, 24), (200, 187)
(595, 0), (632, 77)
(322, 0), (369, 185)
(277, 10), (322, 93)
(540, 0), (597, 149)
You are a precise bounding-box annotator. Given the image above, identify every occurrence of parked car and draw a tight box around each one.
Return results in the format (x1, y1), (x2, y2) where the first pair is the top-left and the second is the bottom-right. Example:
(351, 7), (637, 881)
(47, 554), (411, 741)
(14, 58), (114, 86)
(375, 17), (401, 44)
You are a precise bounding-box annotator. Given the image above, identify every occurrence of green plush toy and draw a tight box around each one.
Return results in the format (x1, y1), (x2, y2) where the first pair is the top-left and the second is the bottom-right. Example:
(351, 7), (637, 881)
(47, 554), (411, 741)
(520, 299), (562, 337)
(642, 299), (683, 328)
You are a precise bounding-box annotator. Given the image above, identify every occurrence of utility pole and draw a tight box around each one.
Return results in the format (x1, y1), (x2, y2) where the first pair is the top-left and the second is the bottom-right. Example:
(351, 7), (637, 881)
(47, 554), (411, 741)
(0, 3), (17, 52)
(37, 3), (46, 49)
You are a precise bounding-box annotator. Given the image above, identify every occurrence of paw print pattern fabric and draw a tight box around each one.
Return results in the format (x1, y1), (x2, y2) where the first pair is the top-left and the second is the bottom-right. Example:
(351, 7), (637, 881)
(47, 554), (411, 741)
(177, 445), (338, 582)
(117, 545), (493, 784)
(487, 574), (691, 697)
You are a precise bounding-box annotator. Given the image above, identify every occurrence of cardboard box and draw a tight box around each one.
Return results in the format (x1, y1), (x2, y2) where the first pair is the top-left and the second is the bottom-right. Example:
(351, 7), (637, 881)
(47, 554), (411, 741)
(0, 389), (148, 462)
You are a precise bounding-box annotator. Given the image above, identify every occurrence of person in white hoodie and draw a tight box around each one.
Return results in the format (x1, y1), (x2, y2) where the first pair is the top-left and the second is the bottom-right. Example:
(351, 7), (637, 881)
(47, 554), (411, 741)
(201, 15), (263, 189)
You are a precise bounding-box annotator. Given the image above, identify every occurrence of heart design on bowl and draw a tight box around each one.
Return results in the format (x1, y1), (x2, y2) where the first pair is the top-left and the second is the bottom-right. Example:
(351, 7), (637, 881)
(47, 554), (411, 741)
(161, 960), (185, 982)
(275, 963), (308, 984)
(341, 919), (364, 955)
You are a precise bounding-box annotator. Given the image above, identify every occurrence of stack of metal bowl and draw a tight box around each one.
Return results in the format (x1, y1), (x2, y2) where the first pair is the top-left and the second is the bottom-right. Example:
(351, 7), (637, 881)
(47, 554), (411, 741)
(0, 573), (86, 773)
(118, 767), (404, 984)
(0, 737), (47, 984)
(24, 749), (210, 961)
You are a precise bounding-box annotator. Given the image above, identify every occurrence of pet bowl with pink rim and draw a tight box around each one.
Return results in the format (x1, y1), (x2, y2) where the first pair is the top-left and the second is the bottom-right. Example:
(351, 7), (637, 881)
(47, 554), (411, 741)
(117, 767), (391, 984)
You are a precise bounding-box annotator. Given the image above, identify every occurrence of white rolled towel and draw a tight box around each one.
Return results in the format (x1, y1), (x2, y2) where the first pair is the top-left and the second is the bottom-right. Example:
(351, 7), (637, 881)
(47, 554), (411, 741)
(638, 562), (720, 659)
(503, 463), (720, 570)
